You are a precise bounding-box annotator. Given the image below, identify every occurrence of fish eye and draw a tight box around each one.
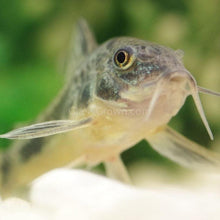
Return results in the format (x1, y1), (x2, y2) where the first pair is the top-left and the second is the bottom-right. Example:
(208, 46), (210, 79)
(114, 49), (134, 70)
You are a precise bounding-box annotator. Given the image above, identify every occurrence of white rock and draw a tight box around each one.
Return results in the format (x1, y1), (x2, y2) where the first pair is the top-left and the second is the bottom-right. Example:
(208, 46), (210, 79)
(0, 169), (220, 220)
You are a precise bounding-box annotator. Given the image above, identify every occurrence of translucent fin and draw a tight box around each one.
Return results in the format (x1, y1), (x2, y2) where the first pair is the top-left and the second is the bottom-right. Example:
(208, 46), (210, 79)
(147, 126), (220, 170)
(65, 18), (97, 77)
(104, 155), (132, 184)
(75, 18), (97, 56)
(198, 86), (220, 97)
(0, 118), (92, 139)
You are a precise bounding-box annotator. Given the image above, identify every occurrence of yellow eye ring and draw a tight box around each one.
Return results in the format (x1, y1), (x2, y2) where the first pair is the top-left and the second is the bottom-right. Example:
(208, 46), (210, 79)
(114, 49), (134, 70)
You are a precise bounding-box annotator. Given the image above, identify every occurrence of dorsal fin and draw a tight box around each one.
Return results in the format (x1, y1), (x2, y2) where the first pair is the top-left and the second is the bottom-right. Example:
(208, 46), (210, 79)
(75, 18), (97, 56)
(65, 18), (97, 77)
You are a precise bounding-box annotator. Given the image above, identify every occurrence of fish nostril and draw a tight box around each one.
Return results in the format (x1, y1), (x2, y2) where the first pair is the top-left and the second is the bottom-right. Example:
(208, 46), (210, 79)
(137, 53), (154, 61)
(170, 76), (185, 83)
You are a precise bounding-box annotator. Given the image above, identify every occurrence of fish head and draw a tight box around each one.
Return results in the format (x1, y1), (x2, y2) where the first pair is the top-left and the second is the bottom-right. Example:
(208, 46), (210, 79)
(96, 37), (190, 101)
(95, 37), (213, 139)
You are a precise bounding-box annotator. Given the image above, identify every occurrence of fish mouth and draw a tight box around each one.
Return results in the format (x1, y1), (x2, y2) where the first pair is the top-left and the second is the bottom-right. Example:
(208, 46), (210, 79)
(141, 69), (194, 89)
(142, 69), (214, 140)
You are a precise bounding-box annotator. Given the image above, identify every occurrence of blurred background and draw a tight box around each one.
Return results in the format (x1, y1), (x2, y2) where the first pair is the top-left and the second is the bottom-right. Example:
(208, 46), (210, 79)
(0, 0), (220, 184)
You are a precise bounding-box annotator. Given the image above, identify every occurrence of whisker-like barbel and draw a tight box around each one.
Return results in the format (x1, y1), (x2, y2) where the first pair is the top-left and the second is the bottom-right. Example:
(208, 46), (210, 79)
(186, 73), (214, 140)
(144, 76), (167, 121)
(198, 86), (220, 97)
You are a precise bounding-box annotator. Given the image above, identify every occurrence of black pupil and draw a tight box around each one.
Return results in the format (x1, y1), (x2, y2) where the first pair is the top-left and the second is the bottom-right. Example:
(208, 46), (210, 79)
(117, 51), (126, 64)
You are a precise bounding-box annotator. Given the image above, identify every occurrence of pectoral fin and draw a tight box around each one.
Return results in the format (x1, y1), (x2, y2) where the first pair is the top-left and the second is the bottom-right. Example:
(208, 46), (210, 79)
(0, 118), (92, 139)
(147, 126), (220, 170)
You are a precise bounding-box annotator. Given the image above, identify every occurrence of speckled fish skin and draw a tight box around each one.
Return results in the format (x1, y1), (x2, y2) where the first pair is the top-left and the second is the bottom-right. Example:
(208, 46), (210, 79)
(0, 20), (219, 198)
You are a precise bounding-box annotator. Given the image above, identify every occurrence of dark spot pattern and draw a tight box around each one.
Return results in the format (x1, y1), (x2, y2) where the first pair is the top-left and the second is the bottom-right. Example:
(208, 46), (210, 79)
(96, 74), (121, 100)
(117, 62), (160, 85)
(46, 67), (93, 120)
(19, 138), (45, 162)
(46, 88), (71, 120)
(77, 83), (91, 108)
(1, 155), (11, 185)
(150, 45), (162, 55)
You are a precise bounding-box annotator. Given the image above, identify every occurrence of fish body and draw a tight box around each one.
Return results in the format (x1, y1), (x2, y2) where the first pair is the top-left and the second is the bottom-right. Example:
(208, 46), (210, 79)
(0, 20), (220, 198)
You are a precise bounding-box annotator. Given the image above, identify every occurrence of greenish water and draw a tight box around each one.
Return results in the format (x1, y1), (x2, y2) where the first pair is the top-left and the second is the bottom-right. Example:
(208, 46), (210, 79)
(0, 0), (219, 168)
